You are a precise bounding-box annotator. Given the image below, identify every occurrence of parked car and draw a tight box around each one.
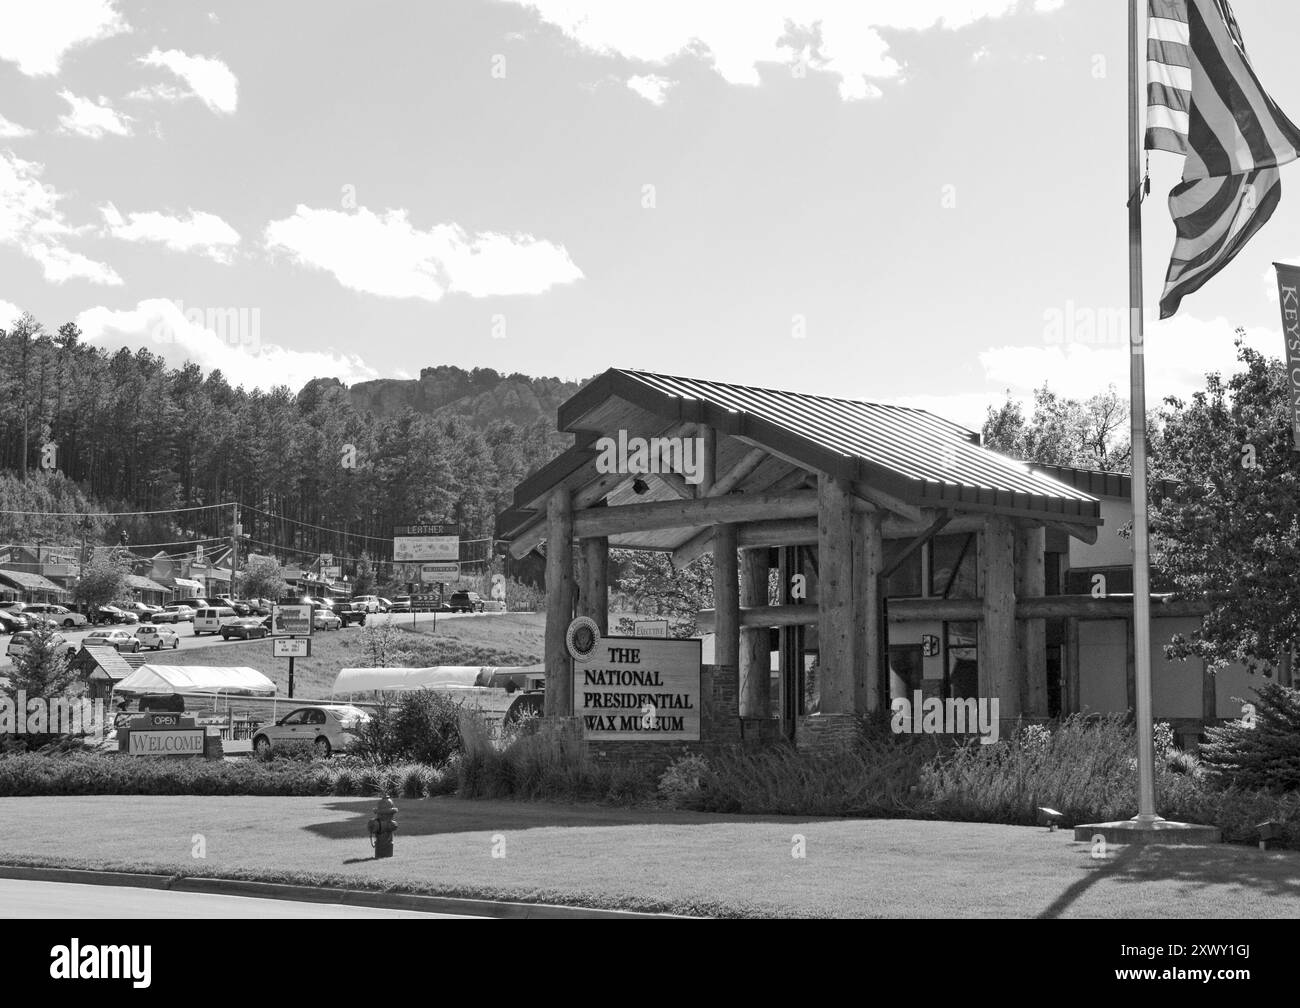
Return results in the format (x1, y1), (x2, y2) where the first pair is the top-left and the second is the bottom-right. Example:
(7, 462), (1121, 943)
(309, 596), (336, 609)
(221, 617), (269, 641)
(448, 591), (486, 613)
(377, 597), (393, 612)
(156, 603), (197, 623)
(242, 598), (273, 616)
(133, 624), (180, 650)
(389, 596), (412, 613)
(251, 705), (370, 757)
(0, 609), (30, 634)
(118, 600), (162, 620)
(312, 608), (342, 631)
(194, 606), (238, 636)
(21, 603), (87, 628)
(94, 604), (138, 625)
(350, 595), (384, 613)
(333, 602), (367, 627)
(6, 630), (68, 660)
(82, 628), (143, 653)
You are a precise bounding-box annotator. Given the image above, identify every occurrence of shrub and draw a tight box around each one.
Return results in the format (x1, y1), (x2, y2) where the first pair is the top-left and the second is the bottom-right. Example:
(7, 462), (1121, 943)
(1198, 682), (1300, 790)
(658, 754), (712, 808)
(349, 692), (464, 767)
(0, 751), (328, 797)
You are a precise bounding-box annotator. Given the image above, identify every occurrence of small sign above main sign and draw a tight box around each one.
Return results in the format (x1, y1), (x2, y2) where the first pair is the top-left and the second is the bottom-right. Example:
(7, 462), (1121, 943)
(393, 524), (458, 537)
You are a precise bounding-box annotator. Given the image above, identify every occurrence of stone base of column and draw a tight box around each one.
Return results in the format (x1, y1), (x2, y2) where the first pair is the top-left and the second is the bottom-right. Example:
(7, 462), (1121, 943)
(795, 712), (860, 755)
(1074, 818), (1222, 846)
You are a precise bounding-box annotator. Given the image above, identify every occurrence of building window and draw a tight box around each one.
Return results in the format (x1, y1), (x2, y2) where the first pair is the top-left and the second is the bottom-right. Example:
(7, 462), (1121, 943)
(931, 534), (977, 599)
(945, 620), (978, 699)
(883, 540), (924, 598)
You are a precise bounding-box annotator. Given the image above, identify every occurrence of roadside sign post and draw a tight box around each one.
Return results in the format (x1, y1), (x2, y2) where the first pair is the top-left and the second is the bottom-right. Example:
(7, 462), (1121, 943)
(394, 524), (460, 632)
(270, 606), (313, 699)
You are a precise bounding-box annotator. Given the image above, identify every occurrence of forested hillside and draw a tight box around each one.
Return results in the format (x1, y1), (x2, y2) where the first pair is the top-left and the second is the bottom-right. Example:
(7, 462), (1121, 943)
(0, 312), (574, 560)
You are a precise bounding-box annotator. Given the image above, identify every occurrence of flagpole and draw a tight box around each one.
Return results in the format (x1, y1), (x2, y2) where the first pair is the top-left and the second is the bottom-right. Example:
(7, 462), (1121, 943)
(1128, 0), (1160, 824)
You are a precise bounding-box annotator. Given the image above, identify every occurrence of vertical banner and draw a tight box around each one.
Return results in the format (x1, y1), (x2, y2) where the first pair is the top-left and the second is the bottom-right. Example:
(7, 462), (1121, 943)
(1274, 263), (1300, 450)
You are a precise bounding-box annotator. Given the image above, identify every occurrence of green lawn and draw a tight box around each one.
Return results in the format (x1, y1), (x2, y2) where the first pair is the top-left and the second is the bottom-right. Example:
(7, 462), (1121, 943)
(0, 795), (1294, 918)
(161, 613), (546, 697)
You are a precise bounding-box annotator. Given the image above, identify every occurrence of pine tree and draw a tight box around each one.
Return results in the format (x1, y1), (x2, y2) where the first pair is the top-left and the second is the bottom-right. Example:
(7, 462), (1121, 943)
(1198, 681), (1300, 790)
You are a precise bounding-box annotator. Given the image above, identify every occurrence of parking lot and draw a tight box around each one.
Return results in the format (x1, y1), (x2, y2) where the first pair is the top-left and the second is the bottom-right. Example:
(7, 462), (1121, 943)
(0, 609), (505, 672)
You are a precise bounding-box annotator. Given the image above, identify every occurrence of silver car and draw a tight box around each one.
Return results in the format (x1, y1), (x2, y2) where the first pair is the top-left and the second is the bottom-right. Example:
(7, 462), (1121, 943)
(251, 705), (370, 757)
(133, 624), (181, 651)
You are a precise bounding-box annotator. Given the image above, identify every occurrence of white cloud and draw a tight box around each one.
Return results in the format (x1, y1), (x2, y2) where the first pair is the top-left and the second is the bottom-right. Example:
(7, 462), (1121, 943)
(506, 1), (1061, 101)
(978, 314), (1278, 405)
(139, 48), (238, 114)
(126, 83), (189, 104)
(57, 90), (133, 138)
(77, 298), (380, 391)
(0, 0), (128, 76)
(264, 205), (584, 300)
(0, 299), (24, 327)
(626, 74), (674, 105)
(0, 114), (34, 138)
(101, 203), (241, 262)
(0, 151), (122, 285)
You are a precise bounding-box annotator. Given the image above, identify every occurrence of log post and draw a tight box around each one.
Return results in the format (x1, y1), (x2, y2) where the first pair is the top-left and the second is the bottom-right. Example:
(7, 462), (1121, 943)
(1064, 616), (1080, 716)
(544, 487), (575, 717)
(713, 524), (739, 671)
(978, 514), (1018, 719)
(739, 548), (770, 717)
(817, 474), (856, 713)
(578, 536), (608, 634)
(1016, 525), (1048, 718)
(853, 509), (882, 714)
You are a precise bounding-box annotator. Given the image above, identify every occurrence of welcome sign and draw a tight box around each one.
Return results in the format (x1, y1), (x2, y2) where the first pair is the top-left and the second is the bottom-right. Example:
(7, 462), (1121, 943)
(573, 636), (701, 741)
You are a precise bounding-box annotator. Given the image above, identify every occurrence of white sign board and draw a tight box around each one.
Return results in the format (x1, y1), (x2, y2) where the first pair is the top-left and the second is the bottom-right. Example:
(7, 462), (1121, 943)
(394, 535), (458, 562)
(573, 636), (701, 741)
(273, 637), (311, 658)
(420, 562), (460, 583)
(322, 566), (342, 579)
(271, 604), (313, 636)
(128, 729), (206, 757)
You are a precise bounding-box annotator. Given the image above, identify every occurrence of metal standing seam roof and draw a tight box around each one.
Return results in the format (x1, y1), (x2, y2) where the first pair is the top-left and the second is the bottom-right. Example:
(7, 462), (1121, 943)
(79, 644), (135, 682)
(537, 368), (1101, 522)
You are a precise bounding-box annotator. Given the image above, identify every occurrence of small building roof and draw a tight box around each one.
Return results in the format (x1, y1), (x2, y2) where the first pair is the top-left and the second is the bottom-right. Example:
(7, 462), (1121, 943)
(126, 574), (169, 593)
(78, 644), (135, 682)
(0, 569), (67, 593)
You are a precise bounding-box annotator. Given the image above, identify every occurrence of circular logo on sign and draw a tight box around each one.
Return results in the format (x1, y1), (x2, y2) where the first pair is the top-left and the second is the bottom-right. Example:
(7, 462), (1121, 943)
(565, 616), (600, 663)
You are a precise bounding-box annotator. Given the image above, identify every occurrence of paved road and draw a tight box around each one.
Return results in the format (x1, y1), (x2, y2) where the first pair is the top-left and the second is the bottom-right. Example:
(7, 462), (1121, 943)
(0, 609), (504, 671)
(0, 878), (483, 918)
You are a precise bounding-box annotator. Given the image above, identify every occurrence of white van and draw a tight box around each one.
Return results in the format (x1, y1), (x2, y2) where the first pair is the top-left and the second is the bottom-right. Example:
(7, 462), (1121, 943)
(193, 606), (237, 636)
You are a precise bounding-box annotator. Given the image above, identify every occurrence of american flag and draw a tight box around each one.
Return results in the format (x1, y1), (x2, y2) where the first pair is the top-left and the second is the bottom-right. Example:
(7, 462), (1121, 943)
(1146, 0), (1300, 318)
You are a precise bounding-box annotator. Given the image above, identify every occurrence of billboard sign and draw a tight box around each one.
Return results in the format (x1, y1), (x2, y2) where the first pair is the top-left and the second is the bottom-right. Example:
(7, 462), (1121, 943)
(271, 604), (313, 636)
(420, 562), (460, 583)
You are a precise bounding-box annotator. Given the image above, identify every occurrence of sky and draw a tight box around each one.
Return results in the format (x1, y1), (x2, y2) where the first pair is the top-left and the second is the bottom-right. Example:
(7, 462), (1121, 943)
(2, 0), (1299, 431)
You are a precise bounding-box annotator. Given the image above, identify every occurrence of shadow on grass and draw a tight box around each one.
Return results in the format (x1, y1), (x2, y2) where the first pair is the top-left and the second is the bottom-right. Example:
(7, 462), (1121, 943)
(301, 796), (868, 840)
(1038, 841), (1300, 918)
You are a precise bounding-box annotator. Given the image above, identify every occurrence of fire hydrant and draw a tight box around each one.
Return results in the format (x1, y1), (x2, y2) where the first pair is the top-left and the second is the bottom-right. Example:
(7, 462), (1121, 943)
(367, 795), (399, 859)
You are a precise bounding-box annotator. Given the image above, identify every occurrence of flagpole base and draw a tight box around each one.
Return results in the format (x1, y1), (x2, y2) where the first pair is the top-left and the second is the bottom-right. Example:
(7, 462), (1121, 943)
(1074, 819), (1221, 845)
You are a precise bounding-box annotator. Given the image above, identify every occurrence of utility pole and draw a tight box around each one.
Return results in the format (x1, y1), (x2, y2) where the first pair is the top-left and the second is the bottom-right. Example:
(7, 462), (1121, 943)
(231, 502), (241, 600)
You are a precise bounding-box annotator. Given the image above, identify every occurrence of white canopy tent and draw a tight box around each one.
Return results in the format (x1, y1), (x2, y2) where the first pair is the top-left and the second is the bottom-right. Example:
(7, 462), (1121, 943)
(114, 665), (277, 696)
(331, 665), (544, 694)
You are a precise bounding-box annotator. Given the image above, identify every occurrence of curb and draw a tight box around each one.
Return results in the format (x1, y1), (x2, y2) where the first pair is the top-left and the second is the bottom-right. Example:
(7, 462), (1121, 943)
(0, 864), (691, 919)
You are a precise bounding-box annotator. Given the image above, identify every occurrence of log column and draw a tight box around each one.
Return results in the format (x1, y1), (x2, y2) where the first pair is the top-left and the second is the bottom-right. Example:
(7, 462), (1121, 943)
(739, 548), (770, 718)
(713, 524), (739, 670)
(1016, 525), (1048, 718)
(543, 487), (575, 717)
(816, 474), (856, 713)
(578, 536), (608, 634)
(853, 509), (883, 714)
(978, 514), (1019, 719)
